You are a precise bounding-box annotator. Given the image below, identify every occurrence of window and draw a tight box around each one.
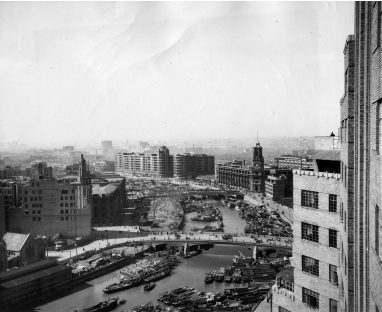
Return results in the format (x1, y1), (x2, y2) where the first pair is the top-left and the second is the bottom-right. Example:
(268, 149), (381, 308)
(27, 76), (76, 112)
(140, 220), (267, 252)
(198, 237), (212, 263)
(279, 308), (291, 312)
(24, 191), (28, 195)
(302, 223), (319, 243)
(65, 216), (69, 221)
(329, 229), (338, 248)
(60, 210), (64, 214)
(340, 202), (343, 222)
(37, 217), (41, 221)
(25, 210), (29, 215)
(301, 190), (318, 209)
(284, 281), (294, 292)
(65, 210), (68, 214)
(37, 210), (41, 214)
(70, 203), (73, 207)
(376, 205), (380, 255)
(330, 299), (338, 312)
(61, 196), (63, 200)
(61, 190), (68, 194)
(36, 183), (39, 187)
(329, 264), (338, 285)
(65, 203), (68, 207)
(61, 217), (64, 221)
(302, 255), (319, 276)
(302, 288), (319, 309)
(60, 203), (63, 207)
(32, 217), (36, 221)
(329, 194), (337, 212)
(32, 210), (36, 214)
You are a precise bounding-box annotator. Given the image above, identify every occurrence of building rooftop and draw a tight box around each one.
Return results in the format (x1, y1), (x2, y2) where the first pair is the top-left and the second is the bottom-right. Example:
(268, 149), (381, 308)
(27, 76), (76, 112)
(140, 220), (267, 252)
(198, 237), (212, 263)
(92, 183), (118, 196)
(3, 233), (29, 252)
(310, 150), (341, 161)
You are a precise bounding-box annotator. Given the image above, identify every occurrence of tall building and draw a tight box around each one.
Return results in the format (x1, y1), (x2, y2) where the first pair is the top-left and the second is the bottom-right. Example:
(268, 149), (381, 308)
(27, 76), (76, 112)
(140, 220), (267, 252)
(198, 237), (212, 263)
(272, 136), (341, 312)
(8, 156), (93, 239)
(0, 180), (22, 231)
(272, 4), (382, 311)
(173, 153), (215, 179)
(115, 146), (174, 178)
(350, 3), (382, 311)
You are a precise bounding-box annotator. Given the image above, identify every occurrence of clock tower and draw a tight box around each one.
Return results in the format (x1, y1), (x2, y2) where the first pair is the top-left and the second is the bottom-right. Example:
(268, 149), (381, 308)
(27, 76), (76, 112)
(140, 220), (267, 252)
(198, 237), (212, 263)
(252, 142), (264, 171)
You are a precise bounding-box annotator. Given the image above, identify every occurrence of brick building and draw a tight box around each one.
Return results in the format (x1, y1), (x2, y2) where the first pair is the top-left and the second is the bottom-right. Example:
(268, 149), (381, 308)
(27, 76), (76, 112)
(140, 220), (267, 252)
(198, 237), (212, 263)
(272, 142), (341, 312)
(92, 178), (126, 226)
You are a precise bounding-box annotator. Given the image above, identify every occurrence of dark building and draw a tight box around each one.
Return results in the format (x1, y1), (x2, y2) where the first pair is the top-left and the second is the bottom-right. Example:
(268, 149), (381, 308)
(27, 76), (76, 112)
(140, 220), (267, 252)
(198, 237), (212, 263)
(92, 177), (126, 226)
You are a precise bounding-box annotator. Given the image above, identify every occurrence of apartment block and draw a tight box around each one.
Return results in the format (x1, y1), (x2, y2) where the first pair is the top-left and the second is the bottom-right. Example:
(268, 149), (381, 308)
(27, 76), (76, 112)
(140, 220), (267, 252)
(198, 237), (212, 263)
(173, 153), (215, 179)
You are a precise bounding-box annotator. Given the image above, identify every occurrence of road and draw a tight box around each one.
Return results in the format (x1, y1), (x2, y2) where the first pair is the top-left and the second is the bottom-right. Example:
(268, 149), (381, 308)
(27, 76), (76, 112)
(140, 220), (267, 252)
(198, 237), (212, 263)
(49, 231), (292, 261)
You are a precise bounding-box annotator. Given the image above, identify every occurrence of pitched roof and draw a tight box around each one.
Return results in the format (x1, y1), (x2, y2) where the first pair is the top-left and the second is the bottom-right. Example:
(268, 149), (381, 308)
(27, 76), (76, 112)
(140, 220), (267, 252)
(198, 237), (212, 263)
(3, 233), (30, 252)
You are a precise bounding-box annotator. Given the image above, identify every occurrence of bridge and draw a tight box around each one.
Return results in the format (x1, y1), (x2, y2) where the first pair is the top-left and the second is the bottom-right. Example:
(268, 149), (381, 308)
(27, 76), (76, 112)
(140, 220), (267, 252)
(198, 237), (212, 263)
(51, 231), (292, 261)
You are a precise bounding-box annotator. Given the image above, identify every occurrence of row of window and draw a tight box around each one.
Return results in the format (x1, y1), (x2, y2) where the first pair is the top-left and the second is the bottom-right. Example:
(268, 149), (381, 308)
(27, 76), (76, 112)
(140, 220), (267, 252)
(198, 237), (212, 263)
(301, 190), (338, 212)
(24, 190), (43, 195)
(301, 222), (338, 248)
(60, 209), (76, 214)
(24, 204), (43, 208)
(32, 217), (41, 221)
(60, 216), (75, 221)
(301, 255), (338, 284)
(279, 292), (338, 311)
(60, 196), (75, 200)
(60, 203), (75, 207)
(25, 197), (43, 202)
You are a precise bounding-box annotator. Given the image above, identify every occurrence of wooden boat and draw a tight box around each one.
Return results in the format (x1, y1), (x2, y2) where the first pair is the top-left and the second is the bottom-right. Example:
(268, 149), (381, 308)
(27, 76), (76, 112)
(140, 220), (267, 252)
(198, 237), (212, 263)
(204, 272), (214, 284)
(144, 282), (156, 291)
(102, 278), (141, 294)
(75, 296), (119, 312)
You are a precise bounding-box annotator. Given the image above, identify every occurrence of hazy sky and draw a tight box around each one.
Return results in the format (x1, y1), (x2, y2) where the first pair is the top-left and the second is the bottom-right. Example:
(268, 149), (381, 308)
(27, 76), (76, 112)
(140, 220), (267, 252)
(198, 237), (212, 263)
(0, 1), (354, 147)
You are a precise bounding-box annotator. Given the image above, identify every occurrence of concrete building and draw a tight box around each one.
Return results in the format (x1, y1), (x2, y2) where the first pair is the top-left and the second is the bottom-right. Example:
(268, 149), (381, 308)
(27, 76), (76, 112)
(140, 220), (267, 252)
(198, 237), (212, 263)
(8, 156), (93, 240)
(173, 153), (215, 179)
(4, 233), (45, 268)
(115, 146), (174, 178)
(92, 178), (126, 226)
(274, 155), (313, 170)
(272, 141), (341, 312)
(0, 239), (6, 273)
(92, 160), (115, 173)
(65, 164), (79, 176)
(0, 180), (22, 231)
(347, 3), (382, 311)
(265, 175), (287, 201)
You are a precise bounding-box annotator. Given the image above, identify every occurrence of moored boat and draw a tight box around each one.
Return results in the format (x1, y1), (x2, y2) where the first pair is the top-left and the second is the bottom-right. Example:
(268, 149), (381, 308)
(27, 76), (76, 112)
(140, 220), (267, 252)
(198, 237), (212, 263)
(75, 296), (119, 312)
(103, 278), (141, 294)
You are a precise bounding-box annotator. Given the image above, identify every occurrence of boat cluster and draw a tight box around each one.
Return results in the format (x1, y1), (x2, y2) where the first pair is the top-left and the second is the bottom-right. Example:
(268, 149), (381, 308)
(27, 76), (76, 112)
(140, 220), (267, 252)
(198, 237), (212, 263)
(103, 254), (178, 294)
(204, 266), (241, 284)
(157, 285), (267, 310)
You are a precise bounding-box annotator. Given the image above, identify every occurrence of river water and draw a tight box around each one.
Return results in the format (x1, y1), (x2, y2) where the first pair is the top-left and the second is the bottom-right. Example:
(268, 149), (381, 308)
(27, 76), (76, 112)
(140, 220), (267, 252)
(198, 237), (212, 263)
(20, 200), (253, 312)
(22, 244), (255, 312)
(182, 199), (247, 235)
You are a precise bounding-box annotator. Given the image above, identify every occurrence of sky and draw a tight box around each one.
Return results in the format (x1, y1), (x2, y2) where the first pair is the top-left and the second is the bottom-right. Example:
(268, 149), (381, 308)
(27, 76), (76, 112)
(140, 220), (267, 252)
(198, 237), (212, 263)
(0, 1), (355, 148)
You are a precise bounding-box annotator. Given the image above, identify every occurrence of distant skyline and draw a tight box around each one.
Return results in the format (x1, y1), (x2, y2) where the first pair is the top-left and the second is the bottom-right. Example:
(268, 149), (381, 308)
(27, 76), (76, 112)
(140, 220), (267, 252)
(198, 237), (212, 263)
(0, 2), (354, 147)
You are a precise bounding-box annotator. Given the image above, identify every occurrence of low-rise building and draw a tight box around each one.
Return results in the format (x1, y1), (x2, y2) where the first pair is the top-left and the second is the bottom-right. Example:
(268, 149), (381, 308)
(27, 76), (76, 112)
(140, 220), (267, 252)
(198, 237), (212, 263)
(265, 175), (287, 201)
(3, 233), (45, 268)
(274, 155), (313, 170)
(0, 259), (72, 309)
(92, 160), (115, 173)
